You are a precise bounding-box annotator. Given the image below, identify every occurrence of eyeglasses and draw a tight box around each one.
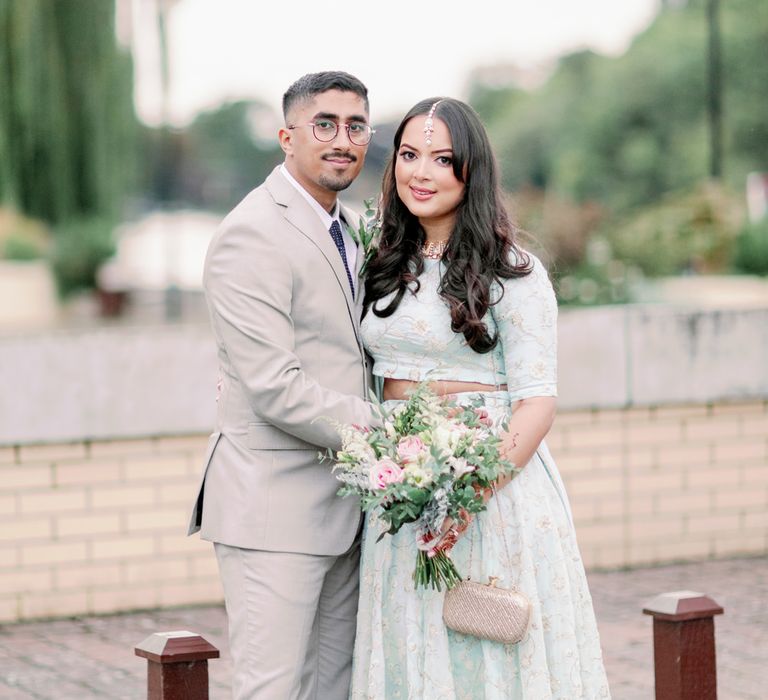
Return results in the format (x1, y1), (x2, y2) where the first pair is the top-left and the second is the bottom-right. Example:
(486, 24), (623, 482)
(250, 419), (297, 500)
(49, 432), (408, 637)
(287, 119), (375, 146)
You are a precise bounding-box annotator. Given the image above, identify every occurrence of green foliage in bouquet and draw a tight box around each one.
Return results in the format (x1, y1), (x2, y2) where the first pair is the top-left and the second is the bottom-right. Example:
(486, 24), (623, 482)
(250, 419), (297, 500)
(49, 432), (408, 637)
(330, 384), (518, 591)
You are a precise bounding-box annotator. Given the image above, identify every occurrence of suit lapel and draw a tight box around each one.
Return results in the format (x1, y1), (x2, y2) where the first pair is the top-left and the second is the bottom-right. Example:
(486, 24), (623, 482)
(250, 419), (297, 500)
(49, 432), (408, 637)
(266, 168), (360, 339)
(340, 203), (365, 278)
(340, 202), (366, 322)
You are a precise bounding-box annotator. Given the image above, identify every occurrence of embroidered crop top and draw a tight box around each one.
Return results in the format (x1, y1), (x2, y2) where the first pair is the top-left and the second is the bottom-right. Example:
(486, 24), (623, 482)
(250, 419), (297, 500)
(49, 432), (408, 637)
(360, 252), (558, 402)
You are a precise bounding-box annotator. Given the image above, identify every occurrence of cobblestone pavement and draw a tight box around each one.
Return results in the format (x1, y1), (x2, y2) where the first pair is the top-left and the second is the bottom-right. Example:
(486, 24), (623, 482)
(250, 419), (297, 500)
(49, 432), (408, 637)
(0, 556), (765, 699)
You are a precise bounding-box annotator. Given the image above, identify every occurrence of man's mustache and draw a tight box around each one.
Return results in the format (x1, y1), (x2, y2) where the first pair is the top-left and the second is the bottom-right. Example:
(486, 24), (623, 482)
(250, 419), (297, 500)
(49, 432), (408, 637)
(322, 151), (357, 162)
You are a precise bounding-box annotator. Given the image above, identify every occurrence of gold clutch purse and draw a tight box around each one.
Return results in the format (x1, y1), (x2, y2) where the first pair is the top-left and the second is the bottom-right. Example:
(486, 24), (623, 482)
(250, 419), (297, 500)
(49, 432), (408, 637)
(443, 575), (531, 644)
(442, 479), (530, 645)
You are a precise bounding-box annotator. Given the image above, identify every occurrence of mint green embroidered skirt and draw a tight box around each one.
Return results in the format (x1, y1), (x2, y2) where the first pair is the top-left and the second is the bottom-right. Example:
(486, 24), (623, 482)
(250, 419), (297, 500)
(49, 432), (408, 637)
(350, 392), (611, 699)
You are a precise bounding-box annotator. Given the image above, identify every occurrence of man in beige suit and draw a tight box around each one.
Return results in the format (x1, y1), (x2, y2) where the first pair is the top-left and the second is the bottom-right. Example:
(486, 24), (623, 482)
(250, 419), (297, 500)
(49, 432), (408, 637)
(188, 72), (375, 699)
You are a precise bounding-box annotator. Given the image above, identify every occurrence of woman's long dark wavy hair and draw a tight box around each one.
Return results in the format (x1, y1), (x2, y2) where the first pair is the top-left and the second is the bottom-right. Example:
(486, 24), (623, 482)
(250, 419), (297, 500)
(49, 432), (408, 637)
(363, 97), (532, 353)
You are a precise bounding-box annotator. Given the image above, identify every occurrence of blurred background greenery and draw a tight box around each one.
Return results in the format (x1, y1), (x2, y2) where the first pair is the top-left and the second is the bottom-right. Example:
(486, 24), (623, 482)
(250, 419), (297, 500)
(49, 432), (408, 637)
(0, 0), (766, 308)
(470, 0), (768, 303)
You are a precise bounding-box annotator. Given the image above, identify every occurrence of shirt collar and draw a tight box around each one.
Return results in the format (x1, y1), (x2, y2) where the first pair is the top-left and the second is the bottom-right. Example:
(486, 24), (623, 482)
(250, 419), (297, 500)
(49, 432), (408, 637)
(280, 163), (340, 229)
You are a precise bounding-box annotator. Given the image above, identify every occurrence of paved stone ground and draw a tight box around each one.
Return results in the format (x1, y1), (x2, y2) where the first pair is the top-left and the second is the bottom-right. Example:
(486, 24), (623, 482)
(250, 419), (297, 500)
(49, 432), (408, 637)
(0, 556), (765, 699)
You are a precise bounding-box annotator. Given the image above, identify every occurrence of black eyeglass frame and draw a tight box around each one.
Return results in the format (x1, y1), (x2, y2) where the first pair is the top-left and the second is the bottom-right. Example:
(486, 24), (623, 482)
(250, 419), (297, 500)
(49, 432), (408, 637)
(287, 121), (376, 146)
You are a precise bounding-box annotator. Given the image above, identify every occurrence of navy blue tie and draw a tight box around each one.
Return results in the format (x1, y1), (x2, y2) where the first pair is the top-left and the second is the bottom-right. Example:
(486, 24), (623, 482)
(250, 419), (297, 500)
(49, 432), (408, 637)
(329, 220), (355, 299)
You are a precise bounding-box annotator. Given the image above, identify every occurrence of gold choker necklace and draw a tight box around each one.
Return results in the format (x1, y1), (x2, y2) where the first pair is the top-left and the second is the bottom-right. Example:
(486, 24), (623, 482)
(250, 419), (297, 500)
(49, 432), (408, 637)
(422, 239), (449, 259)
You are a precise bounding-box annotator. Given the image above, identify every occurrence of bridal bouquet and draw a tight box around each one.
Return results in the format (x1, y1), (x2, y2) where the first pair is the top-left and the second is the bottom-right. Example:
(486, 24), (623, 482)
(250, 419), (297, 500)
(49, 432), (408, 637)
(330, 385), (517, 591)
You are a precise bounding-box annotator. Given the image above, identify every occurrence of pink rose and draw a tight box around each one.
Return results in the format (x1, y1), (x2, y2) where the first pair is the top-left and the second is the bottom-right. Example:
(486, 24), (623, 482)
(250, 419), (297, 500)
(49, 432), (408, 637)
(396, 436), (426, 463)
(369, 458), (405, 490)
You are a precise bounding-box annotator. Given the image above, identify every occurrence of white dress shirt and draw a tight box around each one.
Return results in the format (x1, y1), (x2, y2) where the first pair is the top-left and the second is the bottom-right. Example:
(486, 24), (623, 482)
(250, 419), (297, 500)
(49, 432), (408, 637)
(280, 164), (358, 273)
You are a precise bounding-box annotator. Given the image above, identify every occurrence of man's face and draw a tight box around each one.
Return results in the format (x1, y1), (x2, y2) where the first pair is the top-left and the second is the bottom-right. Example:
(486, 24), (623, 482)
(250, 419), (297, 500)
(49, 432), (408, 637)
(280, 89), (370, 207)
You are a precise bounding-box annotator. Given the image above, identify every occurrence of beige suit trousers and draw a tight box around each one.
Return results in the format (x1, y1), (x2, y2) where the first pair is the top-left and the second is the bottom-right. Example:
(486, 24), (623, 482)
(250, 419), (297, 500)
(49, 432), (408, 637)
(214, 535), (361, 700)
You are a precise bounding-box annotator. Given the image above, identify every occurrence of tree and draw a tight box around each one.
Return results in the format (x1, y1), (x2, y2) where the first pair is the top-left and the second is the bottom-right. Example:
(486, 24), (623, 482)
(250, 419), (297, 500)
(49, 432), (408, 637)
(472, 0), (768, 214)
(0, 0), (137, 224)
(139, 100), (283, 213)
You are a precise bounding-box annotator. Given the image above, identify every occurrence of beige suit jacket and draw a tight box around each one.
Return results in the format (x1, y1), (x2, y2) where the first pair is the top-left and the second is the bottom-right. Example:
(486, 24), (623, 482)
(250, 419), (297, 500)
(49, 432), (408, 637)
(188, 166), (373, 555)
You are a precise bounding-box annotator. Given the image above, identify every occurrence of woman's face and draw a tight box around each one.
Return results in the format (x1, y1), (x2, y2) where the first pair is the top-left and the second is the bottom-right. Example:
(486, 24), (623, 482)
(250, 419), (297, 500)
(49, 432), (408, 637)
(394, 115), (465, 234)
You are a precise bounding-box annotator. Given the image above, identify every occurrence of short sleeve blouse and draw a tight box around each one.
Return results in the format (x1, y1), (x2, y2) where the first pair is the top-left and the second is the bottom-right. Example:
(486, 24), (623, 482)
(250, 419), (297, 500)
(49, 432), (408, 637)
(360, 251), (558, 401)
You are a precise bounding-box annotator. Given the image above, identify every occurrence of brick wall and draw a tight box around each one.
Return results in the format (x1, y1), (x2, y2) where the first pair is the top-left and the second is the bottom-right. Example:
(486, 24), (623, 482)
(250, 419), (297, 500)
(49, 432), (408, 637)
(1, 399), (766, 623)
(547, 399), (768, 570)
(0, 436), (220, 623)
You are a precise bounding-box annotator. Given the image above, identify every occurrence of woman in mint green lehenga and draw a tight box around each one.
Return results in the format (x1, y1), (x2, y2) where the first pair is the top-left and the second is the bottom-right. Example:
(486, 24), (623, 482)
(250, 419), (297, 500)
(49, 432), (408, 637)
(351, 98), (611, 699)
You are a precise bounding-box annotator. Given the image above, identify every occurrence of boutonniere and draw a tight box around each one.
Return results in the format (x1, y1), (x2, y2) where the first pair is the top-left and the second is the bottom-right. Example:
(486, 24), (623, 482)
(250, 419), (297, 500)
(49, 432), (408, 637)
(346, 198), (381, 277)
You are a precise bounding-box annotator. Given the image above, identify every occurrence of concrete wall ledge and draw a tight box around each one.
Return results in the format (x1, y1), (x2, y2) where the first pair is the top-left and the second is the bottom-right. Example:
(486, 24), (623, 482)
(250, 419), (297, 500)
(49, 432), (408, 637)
(1, 303), (766, 446)
(558, 304), (768, 410)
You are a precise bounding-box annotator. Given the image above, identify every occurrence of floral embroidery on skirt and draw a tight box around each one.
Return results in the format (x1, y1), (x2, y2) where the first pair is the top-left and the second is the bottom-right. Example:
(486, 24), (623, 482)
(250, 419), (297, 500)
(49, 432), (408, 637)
(350, 393), (611, 700)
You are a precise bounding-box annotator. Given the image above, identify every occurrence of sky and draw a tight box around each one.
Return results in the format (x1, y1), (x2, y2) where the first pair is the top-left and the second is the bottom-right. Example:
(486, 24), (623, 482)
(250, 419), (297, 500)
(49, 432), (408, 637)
(126, 0), (661, 128)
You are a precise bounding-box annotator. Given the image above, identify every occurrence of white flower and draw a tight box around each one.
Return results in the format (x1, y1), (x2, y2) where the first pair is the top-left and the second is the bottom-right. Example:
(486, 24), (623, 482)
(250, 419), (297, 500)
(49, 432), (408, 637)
(447, 456), (475, 477)
(430, 419), (466, 455)
(340, 426), (376, 463)
(403, 461), (435, 487)
(384, 420), (397, 441)
(473, 428), (491, 443)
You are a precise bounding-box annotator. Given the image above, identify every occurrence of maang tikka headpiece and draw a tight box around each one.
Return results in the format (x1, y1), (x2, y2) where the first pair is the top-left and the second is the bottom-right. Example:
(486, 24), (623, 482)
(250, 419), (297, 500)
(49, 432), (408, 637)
(423, 100), (443, 146)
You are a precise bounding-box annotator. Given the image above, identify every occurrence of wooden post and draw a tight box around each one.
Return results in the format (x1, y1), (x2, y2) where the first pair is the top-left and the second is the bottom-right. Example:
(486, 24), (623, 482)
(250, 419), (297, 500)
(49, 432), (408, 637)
(135, 630), (220, 700)
(643, 590), (724, 700)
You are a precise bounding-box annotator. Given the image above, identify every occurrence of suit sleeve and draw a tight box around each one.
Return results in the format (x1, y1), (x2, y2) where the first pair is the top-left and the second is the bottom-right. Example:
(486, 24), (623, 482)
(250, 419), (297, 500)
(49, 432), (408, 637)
(204, 221), (374, 451)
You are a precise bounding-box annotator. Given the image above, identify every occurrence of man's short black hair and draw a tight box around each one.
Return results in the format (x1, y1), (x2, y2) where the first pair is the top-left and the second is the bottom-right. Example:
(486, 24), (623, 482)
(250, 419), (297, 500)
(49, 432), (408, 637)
(282, 71), (369, 120)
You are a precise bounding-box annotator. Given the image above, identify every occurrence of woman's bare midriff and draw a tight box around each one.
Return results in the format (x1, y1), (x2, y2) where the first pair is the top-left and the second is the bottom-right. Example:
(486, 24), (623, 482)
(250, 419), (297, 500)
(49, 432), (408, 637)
(383, 378), (508, 401)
